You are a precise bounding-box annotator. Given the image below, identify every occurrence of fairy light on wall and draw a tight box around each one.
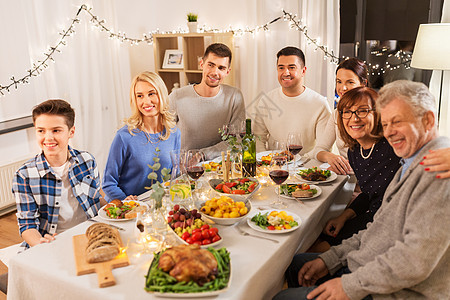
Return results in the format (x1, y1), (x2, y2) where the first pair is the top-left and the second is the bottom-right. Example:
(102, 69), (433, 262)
(1, 4), (410, 96)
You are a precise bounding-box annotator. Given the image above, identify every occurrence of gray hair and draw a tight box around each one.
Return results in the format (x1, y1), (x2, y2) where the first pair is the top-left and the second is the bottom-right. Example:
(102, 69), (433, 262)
(377, 80), (436, 118)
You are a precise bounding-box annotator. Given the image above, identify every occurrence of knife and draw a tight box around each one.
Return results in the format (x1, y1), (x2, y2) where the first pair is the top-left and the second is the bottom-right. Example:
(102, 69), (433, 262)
(298, 158), (311, 167)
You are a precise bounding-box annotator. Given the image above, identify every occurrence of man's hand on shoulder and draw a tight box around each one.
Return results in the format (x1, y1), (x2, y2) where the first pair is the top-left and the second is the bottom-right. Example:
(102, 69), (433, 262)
(307, 278), (350, 300)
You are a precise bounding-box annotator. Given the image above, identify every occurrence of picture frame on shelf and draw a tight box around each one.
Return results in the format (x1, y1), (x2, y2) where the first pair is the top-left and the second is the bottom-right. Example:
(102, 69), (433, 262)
(162, 50), (184, 69)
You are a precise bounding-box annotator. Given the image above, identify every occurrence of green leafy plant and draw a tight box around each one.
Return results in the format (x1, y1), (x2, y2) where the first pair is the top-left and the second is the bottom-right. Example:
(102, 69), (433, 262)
(219, 128), (240, 155)
(187, 12), (198, 22)
(145, 147), (171, 209)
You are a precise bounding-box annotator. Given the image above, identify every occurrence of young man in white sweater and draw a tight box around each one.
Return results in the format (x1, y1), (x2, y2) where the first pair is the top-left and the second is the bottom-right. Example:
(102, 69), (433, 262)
(169, 43), (245, 160)
(253, 46), (331, 158)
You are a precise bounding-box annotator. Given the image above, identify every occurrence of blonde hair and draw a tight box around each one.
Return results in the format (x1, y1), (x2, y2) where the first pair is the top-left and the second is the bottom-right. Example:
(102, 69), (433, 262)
(124, 71), (176, 140)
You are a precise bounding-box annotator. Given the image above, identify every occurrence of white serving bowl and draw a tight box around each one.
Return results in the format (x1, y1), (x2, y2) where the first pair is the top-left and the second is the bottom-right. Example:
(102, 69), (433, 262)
(197, 197), (252, 226)
(208, 178), (260, 201)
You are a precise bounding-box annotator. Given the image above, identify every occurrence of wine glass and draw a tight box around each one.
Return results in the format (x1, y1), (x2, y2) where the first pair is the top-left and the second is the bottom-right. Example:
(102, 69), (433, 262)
(287, 132), (303, 173)
(186, 150), (205, 190)
(269, 155), (288, 208)
(222, 124), (237, 140)
(238, 120), (246, 139)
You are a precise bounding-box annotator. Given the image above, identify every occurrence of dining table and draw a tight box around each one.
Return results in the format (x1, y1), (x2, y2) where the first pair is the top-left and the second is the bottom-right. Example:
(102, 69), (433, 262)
(7, 159), (355, 300)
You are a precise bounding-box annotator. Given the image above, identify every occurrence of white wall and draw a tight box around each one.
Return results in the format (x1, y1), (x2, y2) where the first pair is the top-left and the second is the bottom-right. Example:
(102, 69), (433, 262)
(0, 0), (339, 172)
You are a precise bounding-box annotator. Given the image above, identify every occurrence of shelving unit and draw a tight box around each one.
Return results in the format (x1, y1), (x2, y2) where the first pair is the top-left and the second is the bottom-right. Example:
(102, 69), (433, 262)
(153, 33), (235, 92)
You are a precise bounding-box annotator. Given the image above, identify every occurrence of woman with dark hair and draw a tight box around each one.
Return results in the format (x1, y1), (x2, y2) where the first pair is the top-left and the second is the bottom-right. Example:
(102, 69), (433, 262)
(310, 86), (401, 252)
(313, 58), (368, 175)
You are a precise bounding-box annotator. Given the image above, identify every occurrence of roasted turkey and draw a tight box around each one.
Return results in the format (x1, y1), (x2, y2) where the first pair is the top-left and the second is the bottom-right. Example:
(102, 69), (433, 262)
(158, 244), (218, 285)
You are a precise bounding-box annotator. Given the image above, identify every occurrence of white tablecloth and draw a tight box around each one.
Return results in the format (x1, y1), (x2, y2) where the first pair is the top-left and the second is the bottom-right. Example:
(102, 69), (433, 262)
(7, 161), (352, 300)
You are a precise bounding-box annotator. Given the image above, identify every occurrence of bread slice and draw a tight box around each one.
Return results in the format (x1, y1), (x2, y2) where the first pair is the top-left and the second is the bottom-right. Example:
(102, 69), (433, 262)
(292, 189), (313, 198)
(85, 223), (121, 263)
(125, 205), (147, 219)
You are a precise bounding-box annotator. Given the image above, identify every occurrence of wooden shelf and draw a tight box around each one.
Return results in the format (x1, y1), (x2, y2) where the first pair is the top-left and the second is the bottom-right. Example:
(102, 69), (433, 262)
(153, 33), (234, 91)
(157, 69), (183, 73)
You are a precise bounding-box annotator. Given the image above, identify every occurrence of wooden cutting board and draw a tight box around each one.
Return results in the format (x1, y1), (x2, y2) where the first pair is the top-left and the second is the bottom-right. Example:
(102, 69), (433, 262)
(73, 233), (130, 288)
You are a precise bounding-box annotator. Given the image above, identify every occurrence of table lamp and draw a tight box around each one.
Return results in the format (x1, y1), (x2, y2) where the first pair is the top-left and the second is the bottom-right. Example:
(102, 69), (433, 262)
(411, 23), (450, 122)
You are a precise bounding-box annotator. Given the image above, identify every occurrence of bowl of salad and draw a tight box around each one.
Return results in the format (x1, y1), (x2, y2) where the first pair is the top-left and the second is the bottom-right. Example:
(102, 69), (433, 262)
(208, 177), (260, 200)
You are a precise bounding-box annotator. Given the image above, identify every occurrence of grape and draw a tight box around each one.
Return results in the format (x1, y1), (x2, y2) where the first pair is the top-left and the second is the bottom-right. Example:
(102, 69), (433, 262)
(173, 204), (180, 212)
(168, 210), (174, 215)
(173, 213), (180, 221)
(179, 208), (186, 214)
(191, 209), (198, 215)
(179, 214), (186, 221)
(195, 213), (202, 219)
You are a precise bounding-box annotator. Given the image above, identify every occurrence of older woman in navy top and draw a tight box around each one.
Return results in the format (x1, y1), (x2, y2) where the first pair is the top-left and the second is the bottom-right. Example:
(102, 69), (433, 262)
(311, 87), (401, 252)
(103, 72), (181, 202)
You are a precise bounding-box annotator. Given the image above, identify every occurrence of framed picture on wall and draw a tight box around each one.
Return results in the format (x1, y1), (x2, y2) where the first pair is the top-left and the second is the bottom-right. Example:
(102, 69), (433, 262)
(162, 50), (184, 69)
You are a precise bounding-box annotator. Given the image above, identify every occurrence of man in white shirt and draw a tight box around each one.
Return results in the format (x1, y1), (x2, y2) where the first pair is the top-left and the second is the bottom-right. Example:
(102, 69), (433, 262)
(253, 46), (331, 158)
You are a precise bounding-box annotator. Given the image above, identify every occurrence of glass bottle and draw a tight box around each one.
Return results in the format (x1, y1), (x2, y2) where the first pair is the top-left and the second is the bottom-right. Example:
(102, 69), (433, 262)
(241, 118), (256, 177)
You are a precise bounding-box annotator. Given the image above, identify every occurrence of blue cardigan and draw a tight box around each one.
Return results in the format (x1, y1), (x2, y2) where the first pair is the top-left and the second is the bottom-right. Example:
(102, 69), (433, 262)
(102, 125), (180, 202)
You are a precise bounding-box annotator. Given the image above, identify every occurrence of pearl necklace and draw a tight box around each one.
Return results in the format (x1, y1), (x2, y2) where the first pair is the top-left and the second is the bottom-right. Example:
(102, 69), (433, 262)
(360, 143), (375, 160)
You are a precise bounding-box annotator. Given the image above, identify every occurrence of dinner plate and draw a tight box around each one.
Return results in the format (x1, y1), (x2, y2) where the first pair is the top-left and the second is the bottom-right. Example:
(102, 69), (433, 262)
(246, 209), (302, 234)
(98, 201), (149, 222)
(294, 168), (338, 184)
(276, 184), (322, 200)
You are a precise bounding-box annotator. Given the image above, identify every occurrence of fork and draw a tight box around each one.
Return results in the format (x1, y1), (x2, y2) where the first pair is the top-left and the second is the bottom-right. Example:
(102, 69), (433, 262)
(234, 224), (279, 243)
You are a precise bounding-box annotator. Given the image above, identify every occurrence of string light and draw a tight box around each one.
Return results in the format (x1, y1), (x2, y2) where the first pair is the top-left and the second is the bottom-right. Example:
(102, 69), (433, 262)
(365, 50), (413, 76)
(1, 4), (409, 96)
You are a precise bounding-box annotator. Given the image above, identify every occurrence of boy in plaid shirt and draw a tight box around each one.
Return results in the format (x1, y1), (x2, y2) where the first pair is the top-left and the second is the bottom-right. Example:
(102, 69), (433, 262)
(12, 99), (104, 249)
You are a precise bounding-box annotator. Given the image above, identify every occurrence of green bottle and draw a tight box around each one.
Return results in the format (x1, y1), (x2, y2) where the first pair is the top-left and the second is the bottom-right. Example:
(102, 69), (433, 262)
(241, 118), (256, 177)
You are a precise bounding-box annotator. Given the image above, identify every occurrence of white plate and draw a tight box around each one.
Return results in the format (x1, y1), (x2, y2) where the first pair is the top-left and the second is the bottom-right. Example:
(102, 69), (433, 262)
(276, 184), (322, 200)
(294, 168), (338, 184)
(98, 201), (149, 222)
(257, 150), (296, 164)
(246, 209), (301, 234)
(170, 226), (223, 249)
(256, 151), (275, 161)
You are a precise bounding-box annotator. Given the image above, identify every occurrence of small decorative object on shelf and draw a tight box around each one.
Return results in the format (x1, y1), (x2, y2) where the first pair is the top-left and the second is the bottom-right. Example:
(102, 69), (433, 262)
(171, 82), (180, 93)
(187, 12), (198, 33)
(162, 49), (184, 69)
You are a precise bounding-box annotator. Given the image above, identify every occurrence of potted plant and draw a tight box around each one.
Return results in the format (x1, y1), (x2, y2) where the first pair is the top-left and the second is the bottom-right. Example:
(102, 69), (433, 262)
(187, 13), (198, 33)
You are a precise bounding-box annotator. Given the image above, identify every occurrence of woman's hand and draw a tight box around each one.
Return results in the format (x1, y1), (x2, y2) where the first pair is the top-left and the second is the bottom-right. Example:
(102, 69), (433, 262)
(321, 152), (352, 175)
(421, 148), (450, 179)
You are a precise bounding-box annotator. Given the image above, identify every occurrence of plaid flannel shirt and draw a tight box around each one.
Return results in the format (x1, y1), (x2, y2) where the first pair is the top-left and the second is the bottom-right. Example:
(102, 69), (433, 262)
(12, 146), (101, 249)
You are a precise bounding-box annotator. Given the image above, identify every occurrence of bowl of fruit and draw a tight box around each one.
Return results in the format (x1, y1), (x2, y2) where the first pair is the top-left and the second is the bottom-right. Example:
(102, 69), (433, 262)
(167, 204), (222, 248)
(209, 177), (260, 200)
(199, 195), (252, 226)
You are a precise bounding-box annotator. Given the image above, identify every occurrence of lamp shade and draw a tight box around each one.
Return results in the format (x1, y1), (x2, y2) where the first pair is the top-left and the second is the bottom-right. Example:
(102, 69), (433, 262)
(411, 23), (450, 70)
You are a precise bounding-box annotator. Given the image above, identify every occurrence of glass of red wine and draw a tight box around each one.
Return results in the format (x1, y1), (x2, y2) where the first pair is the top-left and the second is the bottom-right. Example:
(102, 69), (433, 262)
(186, 150), (205, 190)
(287, 132), (303, 173)
(269, 155), (288, 208)
(238, 120), (246, 139)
